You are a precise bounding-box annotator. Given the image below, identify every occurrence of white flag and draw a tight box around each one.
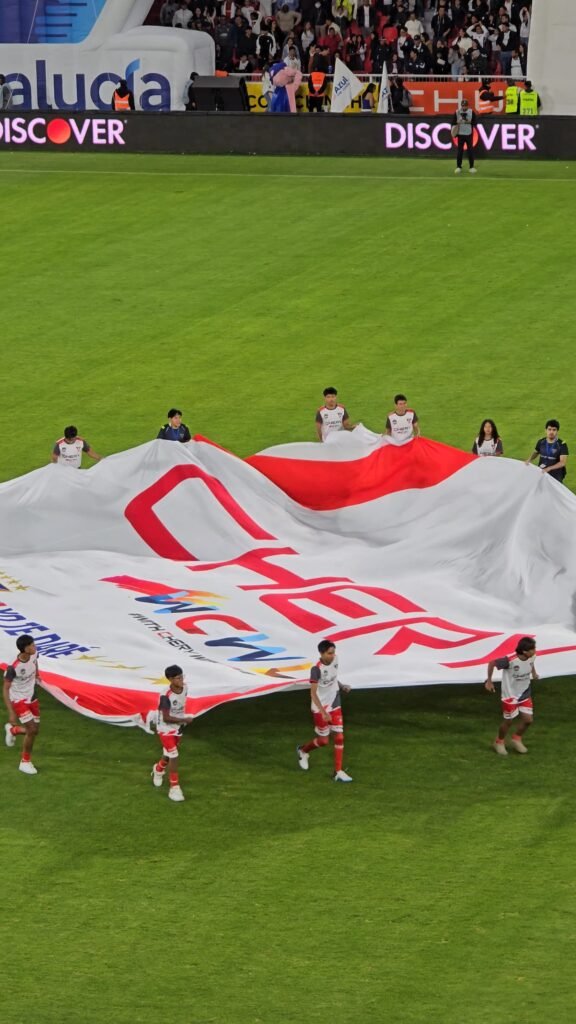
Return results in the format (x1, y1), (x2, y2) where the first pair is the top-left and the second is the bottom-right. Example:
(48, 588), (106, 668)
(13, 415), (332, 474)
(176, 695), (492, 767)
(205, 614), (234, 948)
(377, 62), (390, 113)
(330, 57), (364, 113)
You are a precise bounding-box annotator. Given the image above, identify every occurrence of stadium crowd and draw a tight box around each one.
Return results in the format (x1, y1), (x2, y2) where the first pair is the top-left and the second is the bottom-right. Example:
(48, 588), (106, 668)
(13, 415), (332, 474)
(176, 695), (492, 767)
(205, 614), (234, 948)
(153, 0), (532, 77)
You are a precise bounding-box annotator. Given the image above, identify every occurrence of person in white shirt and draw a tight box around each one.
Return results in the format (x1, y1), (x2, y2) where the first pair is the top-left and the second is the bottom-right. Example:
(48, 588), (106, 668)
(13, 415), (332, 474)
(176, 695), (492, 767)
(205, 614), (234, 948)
(405, 14), (424, 37)
(51, 425), (101, 469)
(485, 637), (538, 756)
(173, 3), (193, 28)
(315, 387), (354, 442)
(151, 665), (195, 802)
(297, 640), (353, 782)
(385, 394), (420, 442)
(472, 419), (503, 457)
(3, 634), (42, 775)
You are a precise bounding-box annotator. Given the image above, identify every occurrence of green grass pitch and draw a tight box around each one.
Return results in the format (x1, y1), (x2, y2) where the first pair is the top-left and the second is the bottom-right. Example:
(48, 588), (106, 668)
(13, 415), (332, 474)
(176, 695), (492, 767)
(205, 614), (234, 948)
(1, 153), (576, 1024)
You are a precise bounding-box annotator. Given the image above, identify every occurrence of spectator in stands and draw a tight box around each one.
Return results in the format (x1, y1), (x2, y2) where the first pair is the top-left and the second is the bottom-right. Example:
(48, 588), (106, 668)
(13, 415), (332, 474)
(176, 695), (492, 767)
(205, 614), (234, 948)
(257, 24), (277, 62)
(467, 15), (489, 49)
(173, 2), (193, 28)
(432, 4), (452, 42)
(451, 0), (468, 31)
(406, 47), (428, 75)
(434, 40), (451, 74)
(285, 44), (302, 70)
(157, 409), (192, 443)
(468, 44), (489, 77)
(390, 77), (412, 113)
(0, 75), (13, 110)
(160, 1), (178, 26)
(221, 0), (237, 19)
(519, 6), (531, 50)
(238, 25), (258, 60)
(112, 79), (135, 111)
(405, 10), (425, 39)
(301, 21), (315, 55)
(312, 1), (328, 37)
(357, 0), (375, 38)
(412, 35), (432, 70)
(456, 27), (473, 56)
(276, 4), (302, 42)
(214, 16), (235, 68)
(318, 25), (340, 59)
(497, 16), (518, 76)
(510, 47), (526, 79)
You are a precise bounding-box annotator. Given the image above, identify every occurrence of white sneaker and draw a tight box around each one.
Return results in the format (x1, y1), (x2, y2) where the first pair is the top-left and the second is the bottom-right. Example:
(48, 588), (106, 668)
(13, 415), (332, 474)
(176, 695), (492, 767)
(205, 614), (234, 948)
(492, 740), (508, 757)
(454, 167), (462, 175)
(296, 746), (309, 771)
(469, 167), (477, 174)
(5, 723), (15, 747)
(333, 769), (353, 783)
(510, 737), (528, 754)
(168, 784), (185, 802)
(151, 766), (165, 788)
(18, 760), (38, 775)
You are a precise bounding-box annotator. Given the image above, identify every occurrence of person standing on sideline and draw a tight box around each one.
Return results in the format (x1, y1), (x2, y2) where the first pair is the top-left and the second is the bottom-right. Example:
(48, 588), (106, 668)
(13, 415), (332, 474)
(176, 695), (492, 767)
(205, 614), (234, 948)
(2, 635), (42, 775)
(472, 419), (503, 456)
(297, 641), (353, 782)
(525, 419), (568, 483)
(0, 74), (13, 110)
(151, 665), (194, 802)
(52, 426), (101, 468)
(385, 394), (420, 442)
(112, 78), (135, 111)
(315, 388), (354, 441)
(519, 80), (541, 116)
(451, 98), (477, 174)
(485, 637), (538, 756)
(157, 408), (192, 442)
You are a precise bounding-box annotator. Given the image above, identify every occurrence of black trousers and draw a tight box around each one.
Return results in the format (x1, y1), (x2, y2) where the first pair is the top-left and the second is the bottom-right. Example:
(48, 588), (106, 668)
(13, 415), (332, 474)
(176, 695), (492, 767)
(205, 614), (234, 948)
(457, 135), (475, 168)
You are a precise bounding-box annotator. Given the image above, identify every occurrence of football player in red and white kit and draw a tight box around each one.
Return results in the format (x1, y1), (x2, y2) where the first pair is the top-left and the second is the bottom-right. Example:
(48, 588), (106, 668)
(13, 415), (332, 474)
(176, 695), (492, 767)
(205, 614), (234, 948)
(297, 640), (353, 782)
(151, 665), (194, 802)
(315, 387), (354, 442)
(3, 634), (42, 775)
(385, 394), (420, 442)
(485, 636), (538, 755)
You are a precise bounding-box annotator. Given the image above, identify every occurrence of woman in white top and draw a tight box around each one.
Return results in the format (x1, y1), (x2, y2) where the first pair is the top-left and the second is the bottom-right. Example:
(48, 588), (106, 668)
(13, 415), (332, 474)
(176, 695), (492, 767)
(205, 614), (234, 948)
(472, 419), (503, 457)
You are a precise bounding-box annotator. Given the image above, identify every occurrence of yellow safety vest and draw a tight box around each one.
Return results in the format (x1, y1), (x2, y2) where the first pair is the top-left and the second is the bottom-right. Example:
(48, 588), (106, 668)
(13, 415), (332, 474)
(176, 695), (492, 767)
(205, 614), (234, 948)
(505, 86), (519, 114)
(519, 90), (539, 116)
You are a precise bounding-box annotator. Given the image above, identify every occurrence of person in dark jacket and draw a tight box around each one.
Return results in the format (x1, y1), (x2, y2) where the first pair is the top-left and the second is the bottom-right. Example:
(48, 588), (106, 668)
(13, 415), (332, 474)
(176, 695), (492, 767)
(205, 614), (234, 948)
(157, 409), (192, 442)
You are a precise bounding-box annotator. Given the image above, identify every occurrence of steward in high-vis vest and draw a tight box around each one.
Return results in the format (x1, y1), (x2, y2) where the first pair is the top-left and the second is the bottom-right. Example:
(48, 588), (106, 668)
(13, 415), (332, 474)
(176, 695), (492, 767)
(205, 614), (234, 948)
(307, 67), (327, 114)
(112, 79), (135, 112)
(519, 81), (541, 115)
(477, 79), (498, 115)
(505, 84), (519, 114)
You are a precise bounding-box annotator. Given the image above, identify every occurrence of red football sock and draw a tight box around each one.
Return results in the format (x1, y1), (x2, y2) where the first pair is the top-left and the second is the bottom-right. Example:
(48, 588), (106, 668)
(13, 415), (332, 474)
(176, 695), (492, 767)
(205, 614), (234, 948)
(11, 725), (26, 736)
(169, 772), (179, 786)
(154, 760), (166, 774)
(300, 739), (323, 753)
(21, 751), (31, 762)
(334, 740), (344, 773)
(511, 733), (523, 741)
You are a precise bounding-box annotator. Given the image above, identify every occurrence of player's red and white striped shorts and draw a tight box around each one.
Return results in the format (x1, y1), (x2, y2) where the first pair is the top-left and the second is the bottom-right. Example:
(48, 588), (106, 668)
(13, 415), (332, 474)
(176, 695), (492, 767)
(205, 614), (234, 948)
(157, 732), (182, 759)
(502, 696), (533, 720)
(313, 706), (344, 737)
(12, 698), (40, 725)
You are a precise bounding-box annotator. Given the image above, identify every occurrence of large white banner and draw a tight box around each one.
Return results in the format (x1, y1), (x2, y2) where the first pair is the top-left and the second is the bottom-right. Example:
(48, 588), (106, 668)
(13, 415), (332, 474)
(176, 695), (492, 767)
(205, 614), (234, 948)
(0, 1), (215, 111)
(1, 434), (576, 728)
